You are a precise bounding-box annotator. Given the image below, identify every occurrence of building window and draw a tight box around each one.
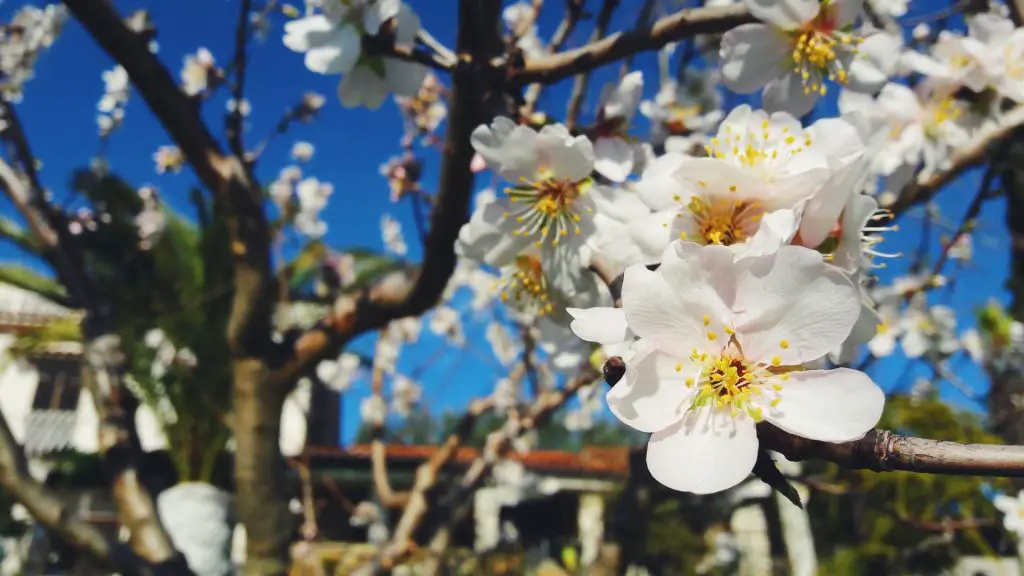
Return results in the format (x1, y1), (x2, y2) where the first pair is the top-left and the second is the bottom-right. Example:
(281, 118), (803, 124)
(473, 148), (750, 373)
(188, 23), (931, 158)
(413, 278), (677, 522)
(30, 358), (82, 412)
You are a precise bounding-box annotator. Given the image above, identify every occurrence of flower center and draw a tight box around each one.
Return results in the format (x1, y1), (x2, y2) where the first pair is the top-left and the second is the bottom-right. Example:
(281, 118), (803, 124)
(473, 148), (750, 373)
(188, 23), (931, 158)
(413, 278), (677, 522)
(665, 104), (703, 135)
(790, 23), (862, 96)
(683, 196), (764, 246)
(496, 255), (554, 316)
(505, 173), (592, 248)
(683, 348), (787, 421)
(706, 122), (812, 176)
(924, 97), (963, 137)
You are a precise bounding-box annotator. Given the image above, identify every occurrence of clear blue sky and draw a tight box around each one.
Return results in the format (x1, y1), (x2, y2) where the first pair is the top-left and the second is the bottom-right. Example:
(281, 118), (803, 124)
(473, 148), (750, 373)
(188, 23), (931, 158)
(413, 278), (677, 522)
(0, 0), (1002, 445)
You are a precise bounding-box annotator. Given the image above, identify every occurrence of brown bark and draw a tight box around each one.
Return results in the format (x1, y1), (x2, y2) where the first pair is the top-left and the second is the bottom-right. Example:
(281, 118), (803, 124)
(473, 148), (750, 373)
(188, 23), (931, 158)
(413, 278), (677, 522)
(760, 425), (1024, 476)
(512, 4), (753, 85)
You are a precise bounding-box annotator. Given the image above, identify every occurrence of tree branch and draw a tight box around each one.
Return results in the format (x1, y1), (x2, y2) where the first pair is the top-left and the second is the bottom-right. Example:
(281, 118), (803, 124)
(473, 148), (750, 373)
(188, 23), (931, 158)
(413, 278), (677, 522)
(272, 0), (508, 390)
(367, 398), (495, 573)
(62, 2), (285, 572)
(0, 408), (175, 576)
(512, 4), (753, 85)
(565, 0), (619, 130)
(760, 425), (1024, 477)
(416, 367), (599, 575)
(227, 0), (254, 159)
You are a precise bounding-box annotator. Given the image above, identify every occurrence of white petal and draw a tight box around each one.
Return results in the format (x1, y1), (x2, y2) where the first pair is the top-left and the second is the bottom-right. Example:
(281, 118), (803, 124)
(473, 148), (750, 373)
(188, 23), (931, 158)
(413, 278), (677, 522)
(338, 65), (389, 109)
(455, 199), (531, 267)
(636, 152), (692, 211)
(766, 368), (884, 442)
(603, 71), (644, 119)
(733, 246), (861, 364)
(622, 263), (708, 357)
(737, 209), (799, 259)
(657, 241), (737, 323)
(846, 33), (902, 94)
(567, 307), (631, 345)
(762, 73), (819, 117)
(995, 494), (1021, 514)
(606, 347), (695, 433)
(471, 119), (539, 182)
(720, 24), (791, 94)
(628, 210), (680, 264)
(302, 24), (361, 75)
(364, 0), (401, 36)
(384, 58), (429, 98)
(745, 0), (819, 29)
(646, 408), (759, 494)
(590, 185), (650, 222)
(827, 0), (864, 29)
(797, 156), (866, 248)
(593, 137), (635, 183)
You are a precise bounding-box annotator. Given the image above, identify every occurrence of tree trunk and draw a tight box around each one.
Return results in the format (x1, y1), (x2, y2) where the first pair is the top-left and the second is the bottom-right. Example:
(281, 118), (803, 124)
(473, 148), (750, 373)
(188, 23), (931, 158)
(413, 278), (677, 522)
(233, 359), (292, 576)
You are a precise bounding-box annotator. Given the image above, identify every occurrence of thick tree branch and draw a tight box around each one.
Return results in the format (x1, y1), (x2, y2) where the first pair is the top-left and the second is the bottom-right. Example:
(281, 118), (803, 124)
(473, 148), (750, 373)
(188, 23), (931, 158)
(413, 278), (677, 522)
(273, 0), (507, 389)
(63, 3), (286, 573)
(760, 425), (1024, 476)
(512, 4), (753, 85)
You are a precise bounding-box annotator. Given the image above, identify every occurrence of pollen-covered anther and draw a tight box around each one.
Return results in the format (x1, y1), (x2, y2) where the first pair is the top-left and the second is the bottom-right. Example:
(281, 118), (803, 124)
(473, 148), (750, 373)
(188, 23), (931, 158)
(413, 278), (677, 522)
(496, 255), (554, 316)
(504, 175), (591, 245)
(686, 351), (784, 421)
(790, 23), (862, 96)
(686, 196), (764, 246)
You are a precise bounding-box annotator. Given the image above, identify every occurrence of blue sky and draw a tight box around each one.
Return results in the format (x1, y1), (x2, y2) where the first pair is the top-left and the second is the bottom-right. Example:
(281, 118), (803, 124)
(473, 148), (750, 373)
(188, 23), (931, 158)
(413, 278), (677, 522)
(0, 0), (1005, 444)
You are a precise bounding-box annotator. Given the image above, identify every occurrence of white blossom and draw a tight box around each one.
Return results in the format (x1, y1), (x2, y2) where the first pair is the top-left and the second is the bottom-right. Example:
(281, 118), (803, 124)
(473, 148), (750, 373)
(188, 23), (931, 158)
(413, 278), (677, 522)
(720, 0), (900, 116)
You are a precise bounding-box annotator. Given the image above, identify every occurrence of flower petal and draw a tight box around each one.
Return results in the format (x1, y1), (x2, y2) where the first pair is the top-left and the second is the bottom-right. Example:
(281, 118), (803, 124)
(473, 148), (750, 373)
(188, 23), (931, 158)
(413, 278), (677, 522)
(762, 73), (819, 117)
(847, 32), (902, 94)
(636, 152), (693, 211)
(471, 119), (539, 182)
(568, 307), (632, 345)
(622, 263), (708, 357)
(606, 347), (694, 433)
(338, 65), (389, 109)
(746, 0), (819, 29)
(765, 368), (884, 442)
(593, 137), (635, 183)
(733, 246), (861, 364)
(720, 24), (791, 94)
(646, 408), (759, 494)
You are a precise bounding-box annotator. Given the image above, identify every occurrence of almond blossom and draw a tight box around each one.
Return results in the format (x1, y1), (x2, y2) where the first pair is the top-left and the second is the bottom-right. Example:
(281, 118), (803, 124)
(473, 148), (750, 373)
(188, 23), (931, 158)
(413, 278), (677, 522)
(456, 118), (647, 311)
(839, 82), (977, 184)
(629, 105), (863, 262)
(283, 0), (428, 109)
(569, 242), (884, 494)
(994, 491), (1024, 537)
(720, 0), (900, 116)
(180, 47), (216, 96)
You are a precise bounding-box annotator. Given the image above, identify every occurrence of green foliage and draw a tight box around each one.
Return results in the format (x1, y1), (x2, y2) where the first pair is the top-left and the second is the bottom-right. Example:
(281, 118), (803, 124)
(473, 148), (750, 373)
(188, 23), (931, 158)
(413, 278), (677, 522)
(75, 176), (236, 482)
(809, 394), (1012, 575)
(0, 263), (69, 305)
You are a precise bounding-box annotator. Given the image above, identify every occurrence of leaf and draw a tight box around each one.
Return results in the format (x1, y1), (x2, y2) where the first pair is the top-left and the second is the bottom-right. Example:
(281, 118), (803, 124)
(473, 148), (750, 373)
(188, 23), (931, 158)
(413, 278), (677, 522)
(0, 217), (42, 255)
(0, 264), (69, 306)
(752, 449), (803, 509)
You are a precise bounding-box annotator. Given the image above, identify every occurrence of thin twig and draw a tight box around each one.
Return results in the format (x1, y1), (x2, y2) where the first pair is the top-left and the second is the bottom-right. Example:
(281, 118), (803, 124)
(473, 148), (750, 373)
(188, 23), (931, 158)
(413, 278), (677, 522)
(565, 0), (619, 130)
(514, 3), (753, 85)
